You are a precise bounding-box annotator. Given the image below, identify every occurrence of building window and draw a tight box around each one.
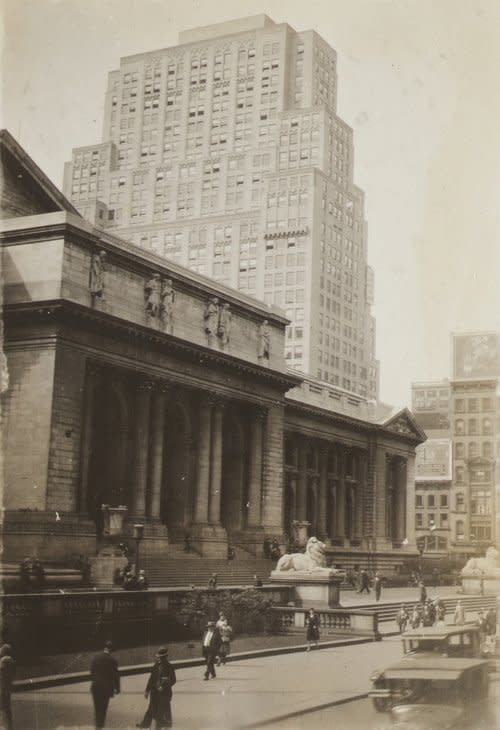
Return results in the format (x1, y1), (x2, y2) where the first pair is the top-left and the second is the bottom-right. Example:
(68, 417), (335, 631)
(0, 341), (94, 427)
(455, 493), (464, 512)
(440, 494), (448, 508)
(427, 495), (435, 508)
(455, 419), (465, 435)
(415, 495), (423, 507)
(456, 520), (465, 541)
(416, 513), (423, 529)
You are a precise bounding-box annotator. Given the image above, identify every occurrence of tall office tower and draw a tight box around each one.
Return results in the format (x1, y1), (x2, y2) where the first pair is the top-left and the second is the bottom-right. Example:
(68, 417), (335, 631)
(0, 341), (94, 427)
(64, 14), (379, 398)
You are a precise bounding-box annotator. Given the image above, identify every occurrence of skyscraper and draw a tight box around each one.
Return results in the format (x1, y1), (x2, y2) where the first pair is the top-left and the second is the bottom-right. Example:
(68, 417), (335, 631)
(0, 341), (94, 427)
(64, 14), (379, 398)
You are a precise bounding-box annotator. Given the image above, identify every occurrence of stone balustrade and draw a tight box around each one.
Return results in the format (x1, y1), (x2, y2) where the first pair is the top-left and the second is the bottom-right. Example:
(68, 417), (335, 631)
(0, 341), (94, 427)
(270, 605), (380, 639)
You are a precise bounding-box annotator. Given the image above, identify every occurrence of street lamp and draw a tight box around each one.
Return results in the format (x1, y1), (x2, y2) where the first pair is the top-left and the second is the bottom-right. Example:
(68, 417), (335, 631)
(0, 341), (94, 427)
(133, 524), (144, 578)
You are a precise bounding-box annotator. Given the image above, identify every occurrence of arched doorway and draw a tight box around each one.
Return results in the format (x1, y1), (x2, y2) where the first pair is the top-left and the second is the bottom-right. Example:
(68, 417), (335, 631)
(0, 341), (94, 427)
(87, 381), (129, 529)
(326, 484), (336, 539)
(221, 410), (246, 531)
(306, 482), (317, 535)
(162, 400), (192, 528)
(284, 475), (296, 536)
(345, 486), (355, 541)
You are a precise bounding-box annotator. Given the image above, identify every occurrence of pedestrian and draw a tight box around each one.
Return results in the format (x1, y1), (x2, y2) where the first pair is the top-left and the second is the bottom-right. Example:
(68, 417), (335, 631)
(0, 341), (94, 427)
(217, 619), (233, 665)
(396, 604), (409, 634)
(32, 559), (45, 590)
(136, 646), (176, 729)
(0, 644), (15, 730)
(486, 608), (497, 636)
(305, 608), (320, 650)
(183, 532), (191, 553)
(358, 569), (370, 594)
(476, 610), (487, 639)
(453, 599), (465, 626)
(253, 574), (263, 587)
(374, 572), (382, 602)
(202, 621), (221, 680)
(411, 604), (421, 629)
(90, 641), (120, 730)
(208, 573), (218, 591)
(479, 571), (484, 596)
(137, 570), (149, 590)
(432, 567), (439, 588)
(418, 580), (427, 604)
(422, 599), (435, 627)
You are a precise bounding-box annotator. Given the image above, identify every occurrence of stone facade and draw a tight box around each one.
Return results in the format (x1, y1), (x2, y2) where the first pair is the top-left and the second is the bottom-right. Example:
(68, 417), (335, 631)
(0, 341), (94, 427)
(1, 131), (424, 569)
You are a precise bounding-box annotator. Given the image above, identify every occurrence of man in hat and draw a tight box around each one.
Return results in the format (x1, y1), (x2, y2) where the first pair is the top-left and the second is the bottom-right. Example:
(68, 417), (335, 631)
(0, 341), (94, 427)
(201, 621), (221, 680)
(0, 644), (15, 730)
(137, 647), (176, 729)
(90, 641), (120, 729)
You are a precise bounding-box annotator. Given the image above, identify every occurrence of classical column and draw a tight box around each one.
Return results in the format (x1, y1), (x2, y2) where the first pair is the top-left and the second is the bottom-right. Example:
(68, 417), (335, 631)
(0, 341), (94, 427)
(208, 400), (224, 524)
(149, 384), (169, 519)
(247, 408), (265, 527)
(297, 443), (308, 521)
(132, 380), (153, 516)
(317, 447), (328, 538)
(396, 458), (407, 542)
(79, 365), (100, 512)
(336, 448), (346, 537)
(194, 395), (212, 523)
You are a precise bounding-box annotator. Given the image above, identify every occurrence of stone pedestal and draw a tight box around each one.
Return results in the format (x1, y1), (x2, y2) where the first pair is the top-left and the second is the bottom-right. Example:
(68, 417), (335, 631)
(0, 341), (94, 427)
(269, 570), (342, 609)
(102, 505), (128, 536)
(462, 575), (500, 595)
(91, 547), (128, 589)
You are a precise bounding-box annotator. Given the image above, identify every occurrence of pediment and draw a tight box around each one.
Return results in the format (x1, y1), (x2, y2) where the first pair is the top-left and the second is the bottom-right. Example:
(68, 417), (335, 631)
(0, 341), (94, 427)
(0, 129), (78, 219)
(383, 408), (427, 443)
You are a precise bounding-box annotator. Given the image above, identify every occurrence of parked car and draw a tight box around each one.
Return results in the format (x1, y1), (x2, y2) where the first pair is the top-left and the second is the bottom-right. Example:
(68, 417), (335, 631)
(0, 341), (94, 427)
(369, 626), (490, 716)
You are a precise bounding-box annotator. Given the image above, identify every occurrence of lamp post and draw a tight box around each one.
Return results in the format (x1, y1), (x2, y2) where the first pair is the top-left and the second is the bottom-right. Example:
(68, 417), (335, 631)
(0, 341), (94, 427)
(133, 524), (144, 578)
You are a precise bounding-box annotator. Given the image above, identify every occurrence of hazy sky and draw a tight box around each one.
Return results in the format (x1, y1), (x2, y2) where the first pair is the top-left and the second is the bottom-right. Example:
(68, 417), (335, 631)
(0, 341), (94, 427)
(2, 0), (500, 407)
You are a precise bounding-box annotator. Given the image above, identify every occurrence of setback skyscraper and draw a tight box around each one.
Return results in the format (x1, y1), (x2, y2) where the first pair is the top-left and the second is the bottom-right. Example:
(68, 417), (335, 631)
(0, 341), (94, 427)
(64, 14), (379, 398)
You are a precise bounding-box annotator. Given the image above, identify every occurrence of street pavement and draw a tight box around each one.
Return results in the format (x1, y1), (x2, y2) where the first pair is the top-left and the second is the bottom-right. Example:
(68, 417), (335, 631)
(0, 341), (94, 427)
(12, 636), (404, 730)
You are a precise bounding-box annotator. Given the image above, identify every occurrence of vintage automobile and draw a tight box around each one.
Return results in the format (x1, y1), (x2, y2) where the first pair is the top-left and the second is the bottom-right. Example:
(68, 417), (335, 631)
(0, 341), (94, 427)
(369, 625), (490, 717)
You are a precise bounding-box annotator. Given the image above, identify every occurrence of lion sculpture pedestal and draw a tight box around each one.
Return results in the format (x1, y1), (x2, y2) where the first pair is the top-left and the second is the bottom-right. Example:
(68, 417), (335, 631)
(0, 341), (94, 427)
(270, 536), (343, 609)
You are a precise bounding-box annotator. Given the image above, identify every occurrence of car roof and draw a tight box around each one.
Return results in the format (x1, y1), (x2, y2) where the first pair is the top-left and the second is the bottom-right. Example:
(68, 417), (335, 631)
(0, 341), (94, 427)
(386, 657), (488, 676)
(403, 625), (479, 640)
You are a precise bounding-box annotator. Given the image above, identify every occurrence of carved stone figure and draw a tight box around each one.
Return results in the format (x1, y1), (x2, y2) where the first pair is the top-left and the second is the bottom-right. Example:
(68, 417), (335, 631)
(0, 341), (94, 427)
(276, 536), (329, 572)
(204, 297), (219, 346)
(160, 278), (175, 334)
(462, 546), (500, 577)
(218, 302), (231, 349)
(145, 273), (161, 319)
(89, 250), (107, 301)
(258, 319), (270, 362)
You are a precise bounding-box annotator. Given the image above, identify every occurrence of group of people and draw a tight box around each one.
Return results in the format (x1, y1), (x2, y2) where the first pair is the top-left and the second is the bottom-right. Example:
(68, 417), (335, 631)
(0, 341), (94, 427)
(476, 608), (497, 637)
(349, 569), (384, 601)
(396, 595), (447, 632)
(18, 557), (45, 591)
(114, 564), (149, 591)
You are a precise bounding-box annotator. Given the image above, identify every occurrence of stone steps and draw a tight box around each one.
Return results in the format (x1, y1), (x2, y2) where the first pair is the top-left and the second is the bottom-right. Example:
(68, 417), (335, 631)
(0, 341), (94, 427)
(139, 555), (275, 588)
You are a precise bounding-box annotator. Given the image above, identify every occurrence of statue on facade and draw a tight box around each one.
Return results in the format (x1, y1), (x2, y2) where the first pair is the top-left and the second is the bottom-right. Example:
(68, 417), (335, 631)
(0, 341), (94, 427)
(89, 250), (107, 303)
(204, 296), (219, 346)
(258, 319), (270, 363)
(275, 536), (330, 572)
(145, 273), (161, 320)
(160, 278), (175, 334)
(218, 302), (231, 350)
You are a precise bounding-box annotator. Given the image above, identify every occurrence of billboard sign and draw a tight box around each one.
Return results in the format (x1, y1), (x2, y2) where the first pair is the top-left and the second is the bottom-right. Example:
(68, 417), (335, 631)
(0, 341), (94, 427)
(453, 333), (500, 379)
(415, 439), (451, 481)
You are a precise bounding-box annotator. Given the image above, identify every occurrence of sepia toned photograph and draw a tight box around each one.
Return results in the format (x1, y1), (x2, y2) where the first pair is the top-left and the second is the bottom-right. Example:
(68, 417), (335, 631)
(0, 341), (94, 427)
(1, 1), (500, 727)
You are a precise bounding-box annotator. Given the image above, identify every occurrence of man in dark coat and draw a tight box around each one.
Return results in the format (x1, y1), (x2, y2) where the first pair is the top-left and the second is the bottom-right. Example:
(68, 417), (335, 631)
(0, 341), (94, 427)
(90, 641), (120, 729)
(136, 647), (176, 729)
(202, 621), (221, 680)
(358, 569), (370, 594)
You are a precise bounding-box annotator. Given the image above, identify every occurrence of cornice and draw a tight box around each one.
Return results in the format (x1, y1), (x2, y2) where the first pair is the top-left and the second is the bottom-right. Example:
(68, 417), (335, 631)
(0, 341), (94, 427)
(0, 217), (289, 327)
(4, 299), (302, 392)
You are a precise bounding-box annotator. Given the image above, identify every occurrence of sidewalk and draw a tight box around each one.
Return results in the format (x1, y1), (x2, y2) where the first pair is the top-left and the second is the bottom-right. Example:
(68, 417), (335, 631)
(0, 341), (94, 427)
(11, 635), (404, 730)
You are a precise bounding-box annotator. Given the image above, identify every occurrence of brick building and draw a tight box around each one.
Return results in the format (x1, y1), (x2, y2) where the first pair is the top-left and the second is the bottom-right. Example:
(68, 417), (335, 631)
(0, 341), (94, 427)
(2, 131), (422, 570)
(63, 15), (379, 399)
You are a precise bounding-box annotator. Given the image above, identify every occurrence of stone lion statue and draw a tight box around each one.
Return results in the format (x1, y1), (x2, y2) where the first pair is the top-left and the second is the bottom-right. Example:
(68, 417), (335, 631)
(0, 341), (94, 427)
(276, 536), (328, 572)
(462, 546), (500, 576)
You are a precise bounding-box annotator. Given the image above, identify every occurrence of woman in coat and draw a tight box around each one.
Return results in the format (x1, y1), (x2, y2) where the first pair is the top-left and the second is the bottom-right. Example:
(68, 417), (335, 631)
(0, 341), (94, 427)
(306, 608), (320, 651)
(137, 647), (176, 729)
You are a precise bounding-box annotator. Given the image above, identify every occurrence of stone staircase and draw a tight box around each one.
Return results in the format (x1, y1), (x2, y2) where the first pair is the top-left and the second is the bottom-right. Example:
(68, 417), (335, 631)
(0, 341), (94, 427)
(139, 550), (275, 588)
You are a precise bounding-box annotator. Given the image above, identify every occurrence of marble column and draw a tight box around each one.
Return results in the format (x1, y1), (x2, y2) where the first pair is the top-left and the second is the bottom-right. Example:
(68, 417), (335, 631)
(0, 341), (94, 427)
(317, 448), (328, 539)
(79, 366), (100, 512)
(336, 449), (346, 537)
(149, 385), (168, 519)
(208, 400), (224, 524)
(194, 395), (213, 524)
(132, 380), (153, 516)
(297, 443), (308, 521)
(247, 408), (265, 527)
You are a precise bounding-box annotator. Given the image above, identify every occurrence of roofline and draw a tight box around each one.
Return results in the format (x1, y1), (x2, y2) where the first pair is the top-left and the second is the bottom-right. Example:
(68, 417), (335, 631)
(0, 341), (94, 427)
(0, 129), (79, 216)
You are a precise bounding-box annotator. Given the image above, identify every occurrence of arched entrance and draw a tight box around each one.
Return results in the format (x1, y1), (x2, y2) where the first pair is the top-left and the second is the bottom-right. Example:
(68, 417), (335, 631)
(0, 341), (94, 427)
(221, 410), (246, 531)
(162, 400), (192, 528)
(87, 381), (129, 528)
(306, 482), (317, 535)
(284, 475), (296, 535)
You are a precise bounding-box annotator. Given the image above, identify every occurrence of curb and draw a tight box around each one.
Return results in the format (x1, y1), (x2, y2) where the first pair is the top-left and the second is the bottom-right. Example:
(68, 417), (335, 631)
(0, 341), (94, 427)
(13, 635), (378, 693)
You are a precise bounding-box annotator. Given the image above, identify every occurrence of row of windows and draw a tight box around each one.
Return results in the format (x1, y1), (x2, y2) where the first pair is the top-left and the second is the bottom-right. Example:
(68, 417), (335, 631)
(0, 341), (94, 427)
(455, 442), (493, 459)
(454, 418), (493, 435)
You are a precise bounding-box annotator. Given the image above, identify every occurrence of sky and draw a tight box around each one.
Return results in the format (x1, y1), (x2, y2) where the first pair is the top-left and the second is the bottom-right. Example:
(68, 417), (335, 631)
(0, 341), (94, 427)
(2, 0), (500, 407)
